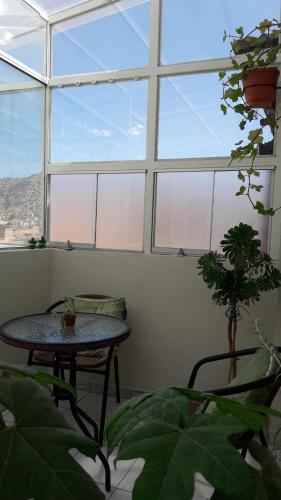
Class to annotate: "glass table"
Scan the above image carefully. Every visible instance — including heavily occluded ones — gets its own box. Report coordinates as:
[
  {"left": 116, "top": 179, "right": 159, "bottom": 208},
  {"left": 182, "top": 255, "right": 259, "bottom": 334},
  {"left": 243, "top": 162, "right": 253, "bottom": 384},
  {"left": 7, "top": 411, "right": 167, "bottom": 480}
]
[{"left": 0, "top": 311, "right": 130, "bottom": 492}]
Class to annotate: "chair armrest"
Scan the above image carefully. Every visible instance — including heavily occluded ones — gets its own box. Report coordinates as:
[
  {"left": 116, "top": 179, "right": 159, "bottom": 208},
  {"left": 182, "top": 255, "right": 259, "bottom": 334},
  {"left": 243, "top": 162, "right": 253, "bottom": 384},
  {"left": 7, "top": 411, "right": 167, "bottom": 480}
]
[
  {"left": 206, "top": 372, "right": 279, "bottom": 397},
  {"left": 187, "top": 348, "right": 258, "bottom": 389},
  {"left": 45, "top": 299, "right": 65, "bottom": 313}
]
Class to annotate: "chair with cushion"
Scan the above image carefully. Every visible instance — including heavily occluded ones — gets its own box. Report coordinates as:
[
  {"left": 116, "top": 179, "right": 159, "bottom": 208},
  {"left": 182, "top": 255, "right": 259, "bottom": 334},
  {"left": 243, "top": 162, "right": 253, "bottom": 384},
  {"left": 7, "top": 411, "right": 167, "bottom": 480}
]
[
  {"left": 187, "top": 345, "right": 281, "bottom": 455},
  {"left": 27, "top": 294, "right": 127, "bottom": 445}
]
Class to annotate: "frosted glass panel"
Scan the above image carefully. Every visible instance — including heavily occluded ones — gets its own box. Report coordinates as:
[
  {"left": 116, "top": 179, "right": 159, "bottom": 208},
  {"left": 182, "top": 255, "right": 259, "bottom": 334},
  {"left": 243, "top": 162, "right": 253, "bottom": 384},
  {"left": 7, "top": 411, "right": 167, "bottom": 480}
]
[
  {"left": 161, "top": 0, "right": 280, "bottom": 64},
  {"left": 0, "top": 0, "right": 46, "bottom": 75},
  {"left": 211, "top": 170, "right": 272, "bottom": 251},
  {"left": 49, "top": 174, "right": 96, "bottom": 244},
  {"left": 154, "top": 172, "right": 213, "bottom": 249},
  {"left": 96, "top": 173, "right": 145, "bottom": 250},
  {"left": 158, "top": 74, "right": 273, "bottom": 159},
  {"left": 51, "top": 80, "right": 148, "bottom": 162},
  {"left": 52, "top": 0, "right": 150, "bottom": 76}
]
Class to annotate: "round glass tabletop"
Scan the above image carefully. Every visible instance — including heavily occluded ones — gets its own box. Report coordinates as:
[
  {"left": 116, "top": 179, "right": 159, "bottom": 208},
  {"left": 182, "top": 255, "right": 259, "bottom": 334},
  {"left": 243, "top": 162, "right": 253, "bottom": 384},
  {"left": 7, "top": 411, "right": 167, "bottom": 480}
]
[{"left": 0, "top": 312, "right": 130, "bottom": 351}]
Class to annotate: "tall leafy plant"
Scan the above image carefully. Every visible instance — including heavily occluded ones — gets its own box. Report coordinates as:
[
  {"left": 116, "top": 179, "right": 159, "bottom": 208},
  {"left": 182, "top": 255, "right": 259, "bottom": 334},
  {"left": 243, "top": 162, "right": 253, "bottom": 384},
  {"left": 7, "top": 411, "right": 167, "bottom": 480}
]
[{"left": 198, "top": 223, "right": 281, "bottom": 381}]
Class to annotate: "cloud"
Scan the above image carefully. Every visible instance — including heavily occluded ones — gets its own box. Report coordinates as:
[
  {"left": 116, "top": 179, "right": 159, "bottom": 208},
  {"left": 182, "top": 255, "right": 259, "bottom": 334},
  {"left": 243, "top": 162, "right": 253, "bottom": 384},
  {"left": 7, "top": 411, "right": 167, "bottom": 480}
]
[
  {"left": 127, "top": 124, "right": 145, "bottom": 136},
  {"left": 90, "top": 128, "right": 112, "bottom": 137}
]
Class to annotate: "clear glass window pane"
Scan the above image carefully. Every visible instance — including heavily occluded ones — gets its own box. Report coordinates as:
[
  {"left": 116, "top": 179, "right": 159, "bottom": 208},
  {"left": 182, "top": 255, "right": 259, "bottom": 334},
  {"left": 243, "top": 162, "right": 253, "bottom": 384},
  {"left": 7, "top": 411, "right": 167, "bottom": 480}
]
[
  {"left": 158, "top": 74, "right": 273, "bottom": 159},
  {"left": 211, "top": 170, "right": 272, "bottom": 251},
  {"left": 0, "top": 61, "right": 44, "bottom": 247},
  {"left": 0, "top": 0, "right": 46, "bottom": 75},
  {"left": 161, "top": 0, "right": 280, "bottom": 65},
  {"left": 51, "top": 80, "right": 148, "bottom": 162},
  {"left": 52, "top": 0, "right": 150, "bottom": 76},
  {"left": 96, "top": 173, "right": 145, "bottom": 250},
  {"left": 49, "top": 174, "right": 97, "bottom": 244},
  {"left": 154, "top": 171, "right": 213, "bottom": 250}
]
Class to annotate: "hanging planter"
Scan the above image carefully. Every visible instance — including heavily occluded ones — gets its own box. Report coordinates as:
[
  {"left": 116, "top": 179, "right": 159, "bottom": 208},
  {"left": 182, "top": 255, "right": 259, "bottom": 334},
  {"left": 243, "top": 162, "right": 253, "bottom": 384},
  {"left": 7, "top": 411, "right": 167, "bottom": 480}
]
[{"left": 243, "top": 67, "right": 279, "bottom": 108}]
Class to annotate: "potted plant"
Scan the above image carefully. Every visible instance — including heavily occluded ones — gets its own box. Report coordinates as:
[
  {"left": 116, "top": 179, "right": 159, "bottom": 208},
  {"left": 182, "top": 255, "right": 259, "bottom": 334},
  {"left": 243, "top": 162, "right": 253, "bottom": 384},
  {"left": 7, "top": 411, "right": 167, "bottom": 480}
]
[
  {"left": 37, "top": 236, "right": 46, "bottom": 249},
  {"left": 198, "top": 223, "right": 281, "bottom": 381},
  {"left": 28, "top": 237, "right": 37, "bottom": 249},
  {"left": 219, "top": 18, "right": 281, "bottom": 215},
  {"left": 63, "top": 296, "right": 76, "bottom": 327}
]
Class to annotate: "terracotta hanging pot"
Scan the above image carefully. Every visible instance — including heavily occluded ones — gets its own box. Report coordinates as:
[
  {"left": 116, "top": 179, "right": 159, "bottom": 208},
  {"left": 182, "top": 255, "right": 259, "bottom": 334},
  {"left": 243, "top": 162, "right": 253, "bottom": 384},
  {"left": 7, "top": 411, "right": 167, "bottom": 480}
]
[{"left": 243, "top": 67, "right": 279, "bottom": 108}]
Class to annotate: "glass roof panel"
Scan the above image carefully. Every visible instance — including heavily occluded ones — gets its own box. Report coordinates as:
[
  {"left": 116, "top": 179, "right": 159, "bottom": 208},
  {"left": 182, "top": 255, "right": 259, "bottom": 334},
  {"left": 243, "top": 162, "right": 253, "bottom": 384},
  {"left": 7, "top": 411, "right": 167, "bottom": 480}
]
[
  {"left": 25, "top": 0, "right": 92, "bottom": 16},
  {"left": 0, "top": 0, "right": 46, "bottom": 74}
]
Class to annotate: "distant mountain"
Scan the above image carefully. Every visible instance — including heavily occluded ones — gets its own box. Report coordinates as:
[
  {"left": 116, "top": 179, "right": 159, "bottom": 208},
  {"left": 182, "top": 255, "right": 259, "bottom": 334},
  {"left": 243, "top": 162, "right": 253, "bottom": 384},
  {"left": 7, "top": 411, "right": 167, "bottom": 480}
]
[{"left": 0, "top": 172, "right": 41, "bottom": 228}]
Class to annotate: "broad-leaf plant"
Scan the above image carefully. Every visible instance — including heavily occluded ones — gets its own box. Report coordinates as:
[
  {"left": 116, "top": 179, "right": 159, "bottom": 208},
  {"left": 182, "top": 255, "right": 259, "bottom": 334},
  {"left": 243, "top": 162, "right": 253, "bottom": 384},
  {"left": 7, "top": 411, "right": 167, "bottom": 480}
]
[
  {"left": 219, "top": 18, "right": 281, "bottom": 215},
  {"left": 198, "top": 223, "right": 281, "bottom": 381},
  {"left": 106, "top": 387, "right": 281, "bottom": 500},
  {"left": 0, "top": 364, "right": 104, "bottom": 500}
]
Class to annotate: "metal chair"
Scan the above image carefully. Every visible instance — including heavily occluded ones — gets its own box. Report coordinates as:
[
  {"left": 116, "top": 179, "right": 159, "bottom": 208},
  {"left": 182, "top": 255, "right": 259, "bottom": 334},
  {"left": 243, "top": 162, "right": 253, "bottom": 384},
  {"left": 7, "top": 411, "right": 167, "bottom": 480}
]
[
  {"left": 27, "top": 294, "right": 127, "bottom": 445},
  {"left": 187, "top": 347, "right": 281, "bottom": 455}
]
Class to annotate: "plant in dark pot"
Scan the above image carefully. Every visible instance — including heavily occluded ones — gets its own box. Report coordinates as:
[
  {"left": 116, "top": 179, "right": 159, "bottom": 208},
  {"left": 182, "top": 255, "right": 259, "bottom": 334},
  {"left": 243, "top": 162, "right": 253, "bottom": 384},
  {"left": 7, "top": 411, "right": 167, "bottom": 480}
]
[
  {"left": 198, "top": 223, "right": 281, "bottom": 381},
  {"left": 219, "top": 18, "right": 281, "bottom": 215}
]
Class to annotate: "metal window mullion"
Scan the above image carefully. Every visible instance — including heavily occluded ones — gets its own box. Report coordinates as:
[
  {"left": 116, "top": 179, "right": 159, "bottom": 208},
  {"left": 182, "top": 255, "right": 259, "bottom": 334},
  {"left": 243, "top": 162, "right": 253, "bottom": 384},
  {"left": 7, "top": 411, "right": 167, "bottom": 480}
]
[
  {"left": 0, "top": 51, "right": 47, "bottom": 84},
  {"left": 209, "top": 171, "right": 216, "bottom": 252},
  {"left": 48, "top": 67, "right": 150, "bottom": 87},
  {"left": 94, "top": 173, "right": 99, "bottom": 247},
  {"left": 143, "top": 0, "right": 160, "bottom": 253}
]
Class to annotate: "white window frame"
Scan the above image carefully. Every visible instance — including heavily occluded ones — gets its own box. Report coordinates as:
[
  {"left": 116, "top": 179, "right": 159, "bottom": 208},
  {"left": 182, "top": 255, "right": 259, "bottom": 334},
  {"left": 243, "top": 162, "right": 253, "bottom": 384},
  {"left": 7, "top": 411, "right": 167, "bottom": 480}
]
[{"left": 1, "top": 0, "right": 280, "bottom": 257}]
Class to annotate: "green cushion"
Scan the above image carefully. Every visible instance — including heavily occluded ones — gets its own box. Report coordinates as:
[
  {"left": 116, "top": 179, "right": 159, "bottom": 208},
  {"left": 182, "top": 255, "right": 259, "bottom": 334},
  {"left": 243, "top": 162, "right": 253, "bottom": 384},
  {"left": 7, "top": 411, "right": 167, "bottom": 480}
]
[
  {"left": 69, "top": 296, "right": 126, "bottom": 358},
  {"left": 70, "top": 296, "right": 126, "bottom": 320},
  {"left": 229, "top": 346, "right": 280, "bottom": 405}
]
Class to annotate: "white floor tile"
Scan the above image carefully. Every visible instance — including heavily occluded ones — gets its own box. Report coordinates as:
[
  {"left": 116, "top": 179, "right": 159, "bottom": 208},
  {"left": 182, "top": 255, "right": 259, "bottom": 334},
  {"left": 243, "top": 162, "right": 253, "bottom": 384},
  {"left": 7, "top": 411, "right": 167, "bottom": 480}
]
[
  {"left": 58, "top": 390, "right": 89, "bottom": 409},
  {"left": 74, "top": 450, "right": 136, "bottom": 489},
  {"left": 192, "top": 474, "right": 214, "bottom": 500},
  {"left": 109, "top": 488, "right": 132, "bottom": 499},
  {"left": 78, "top": 392, "right": 126, "bottom": 420},
  {"left": 117, "top": 459, "right": 144, "bottom": 491}
]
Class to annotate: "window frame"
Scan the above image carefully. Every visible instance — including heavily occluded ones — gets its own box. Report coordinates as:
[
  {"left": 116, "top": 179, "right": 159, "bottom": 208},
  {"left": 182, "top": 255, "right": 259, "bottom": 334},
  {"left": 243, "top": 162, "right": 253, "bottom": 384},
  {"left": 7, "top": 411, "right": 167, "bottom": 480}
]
[{"left": 1, "top": 0, "right": 279, "bottom": 256}]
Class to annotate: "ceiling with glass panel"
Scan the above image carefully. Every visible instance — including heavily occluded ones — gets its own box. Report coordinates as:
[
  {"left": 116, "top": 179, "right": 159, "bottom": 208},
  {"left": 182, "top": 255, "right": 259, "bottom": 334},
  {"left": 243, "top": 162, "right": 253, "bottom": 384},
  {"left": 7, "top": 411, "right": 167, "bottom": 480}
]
[{"left": 23, "top": 0, "right": 91, "bottom": 16}]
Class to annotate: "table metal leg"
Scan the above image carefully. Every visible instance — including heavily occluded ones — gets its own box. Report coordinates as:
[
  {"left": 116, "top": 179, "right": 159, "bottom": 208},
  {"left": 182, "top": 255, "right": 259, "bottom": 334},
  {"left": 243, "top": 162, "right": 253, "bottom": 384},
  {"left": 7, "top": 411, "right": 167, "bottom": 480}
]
[
  {"left": 68, "top": 352, "right": 111, "bottom": 492},
  {"left": 99, "top": 346, "right": 114, "bottom": 446}
]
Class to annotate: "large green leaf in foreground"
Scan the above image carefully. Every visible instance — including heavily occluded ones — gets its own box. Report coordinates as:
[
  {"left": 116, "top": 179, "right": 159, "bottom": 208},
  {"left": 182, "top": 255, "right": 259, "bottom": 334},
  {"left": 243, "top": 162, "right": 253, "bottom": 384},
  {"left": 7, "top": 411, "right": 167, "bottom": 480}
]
[
  {"left": 107, "top": 389, "right": 255, "bottom": 500},
  {"left": 107, "top": 388, "right": 260, "bottom": 500},
  {"left": 0, "top": 377, "right": 104, "bottom": 500}
]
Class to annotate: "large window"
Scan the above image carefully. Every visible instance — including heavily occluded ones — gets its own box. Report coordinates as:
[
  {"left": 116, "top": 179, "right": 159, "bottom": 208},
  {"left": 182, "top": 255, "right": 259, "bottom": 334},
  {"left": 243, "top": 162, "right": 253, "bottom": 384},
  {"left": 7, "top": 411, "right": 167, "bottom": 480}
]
[
  {"left": 0, "top": 60, "right": 45, "bottom": 247},
  {"left": 46, "top": 0, "right": 280, "bottom": 254},
  {"left": 0, "top": 0, "right": 276, "bottom": 253}
]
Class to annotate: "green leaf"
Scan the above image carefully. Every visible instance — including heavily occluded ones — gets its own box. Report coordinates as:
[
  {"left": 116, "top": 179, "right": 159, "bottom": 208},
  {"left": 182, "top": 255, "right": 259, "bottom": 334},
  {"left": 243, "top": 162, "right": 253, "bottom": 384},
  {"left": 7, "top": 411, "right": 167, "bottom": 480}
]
[
  {"left": 248, "top": 441, "right": 281, "bottom": 498},
  {"left": 220, "top": 104, "right": 227, "bottom": 115},
  {"left": 235, "top": 27, "right": 244, "bottom": 37},
  {"left": 106, "top": 388, "right": 257, "bottom": 500},
  {"left": 238, "top": 171, "right": 246, "bottom": 182},
  {"left": 219, "top": 70, "right": 226, "bottom": 80},
  {"left": 0, "top": 378, "right": 103, "bottom": 500},
  {"left": 0, "top": 363, "right": 76, "bottom": 397},
  {"left": 248, "top": 129, "right": 263, "bottom": 144},
  {"left": 239, "top": 120, "right": 247, "bottom": 130},
  {"left": 236, "top": 186, "right": 246, "bottom": 196}
]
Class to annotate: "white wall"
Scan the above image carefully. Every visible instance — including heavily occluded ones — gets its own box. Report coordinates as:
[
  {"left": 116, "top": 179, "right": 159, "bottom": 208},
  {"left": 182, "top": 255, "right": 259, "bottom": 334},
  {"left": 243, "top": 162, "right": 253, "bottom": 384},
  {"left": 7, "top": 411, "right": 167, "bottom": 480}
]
[
  {"left": 0, "top": 248, "right": 278, "bottom": 392},
  {"left": 0, "top": 249, "right": 52, "bottom": 364},
  {"left": 50, "top": 249, "right": 279, "bottom": 392}
]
